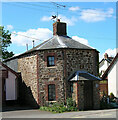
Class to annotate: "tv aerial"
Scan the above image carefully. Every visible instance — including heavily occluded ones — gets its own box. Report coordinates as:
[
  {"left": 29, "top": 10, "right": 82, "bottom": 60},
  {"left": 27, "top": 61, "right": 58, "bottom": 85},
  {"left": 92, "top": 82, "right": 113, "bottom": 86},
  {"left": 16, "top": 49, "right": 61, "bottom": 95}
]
[{"left": 51, "top": 2, "right": 66, "bottom": 21}]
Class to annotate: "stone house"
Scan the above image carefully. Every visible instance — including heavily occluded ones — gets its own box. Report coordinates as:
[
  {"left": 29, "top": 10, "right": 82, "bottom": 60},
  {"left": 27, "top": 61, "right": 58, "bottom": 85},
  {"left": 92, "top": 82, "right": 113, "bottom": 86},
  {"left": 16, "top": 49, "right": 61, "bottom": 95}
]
[{"left": 4, "top": 20, "right": 101, "bottom": 110}]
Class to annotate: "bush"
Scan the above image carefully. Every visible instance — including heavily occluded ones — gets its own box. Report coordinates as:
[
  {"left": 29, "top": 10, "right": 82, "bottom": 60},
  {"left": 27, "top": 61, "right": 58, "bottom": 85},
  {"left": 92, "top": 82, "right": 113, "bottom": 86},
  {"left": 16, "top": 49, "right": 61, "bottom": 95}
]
[
  {"left": 66, "top": 98, "right": 77, "bottom": 111},
  {"left": 40, "top": 103, "right": 67, "bottom": 113},
  {"left": 66, "top": 98, "right": 76, "bottom": 107},
  {"left": 100, "top": 94, "right": 115, "bottom": 109},
  {"left": 100, "top": 99, "right": 108, "bottom": 109},
  {"left": 109, "top": 93, "right": 115, "bottom": 102},
  {"left": 39, "top": 98, "right": 78, "bottom": 113}
]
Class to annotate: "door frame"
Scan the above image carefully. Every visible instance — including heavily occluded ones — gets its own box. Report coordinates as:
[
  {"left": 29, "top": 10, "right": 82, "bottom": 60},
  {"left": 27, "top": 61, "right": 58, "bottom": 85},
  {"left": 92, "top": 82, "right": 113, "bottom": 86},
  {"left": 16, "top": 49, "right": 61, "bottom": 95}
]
[{"left": 84, "top": 80, "right": 93, "bottom": 110}]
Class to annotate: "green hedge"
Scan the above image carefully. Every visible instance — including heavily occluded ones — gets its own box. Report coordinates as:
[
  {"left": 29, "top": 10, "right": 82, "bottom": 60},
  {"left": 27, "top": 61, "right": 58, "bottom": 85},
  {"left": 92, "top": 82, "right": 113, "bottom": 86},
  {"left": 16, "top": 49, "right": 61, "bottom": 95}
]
[{"left": 40, "top": 98, "right": 78, "bottom": 113}]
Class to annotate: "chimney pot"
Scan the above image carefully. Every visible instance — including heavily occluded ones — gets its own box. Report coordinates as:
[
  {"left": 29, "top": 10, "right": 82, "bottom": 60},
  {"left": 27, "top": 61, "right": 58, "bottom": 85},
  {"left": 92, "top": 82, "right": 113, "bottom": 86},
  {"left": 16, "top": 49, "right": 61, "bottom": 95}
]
[
  {"left": 104, "top": 53, "right": 108, "bottom": 59},
  {"left": 53, "top": 21, "right": 67, "bottom": 36},
  {"left": 57, "top": 19, "right": 60, "bottom": 22}
]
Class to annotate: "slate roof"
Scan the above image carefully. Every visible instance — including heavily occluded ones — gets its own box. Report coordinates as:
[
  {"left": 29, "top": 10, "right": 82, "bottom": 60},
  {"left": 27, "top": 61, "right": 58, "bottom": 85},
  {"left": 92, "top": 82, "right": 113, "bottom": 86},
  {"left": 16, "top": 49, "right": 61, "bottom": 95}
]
[
  {"left": 4, "top": 35, "right": 98, "bottom": 62},
  {"left": 26, "top": 35, "right": 94, "bottom": 52},
  {"left": 102, "top": 53, "right": 118, "bottom": 80},
  {"left": 68, "top": 71, "right": 101, "bottom": 81},
  {"left": 0, "top": 62, "right": 19, "bottom": 77},
  {"left": 99, "top": 57, "right": 114, "bottom": 64}
]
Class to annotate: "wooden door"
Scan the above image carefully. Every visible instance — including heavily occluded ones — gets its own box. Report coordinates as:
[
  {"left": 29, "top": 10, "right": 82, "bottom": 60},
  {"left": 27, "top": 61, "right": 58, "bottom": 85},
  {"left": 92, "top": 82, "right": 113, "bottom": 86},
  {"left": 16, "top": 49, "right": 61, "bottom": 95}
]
[{"left": 84, "top": 81, "right": 93, "bottom": 110}]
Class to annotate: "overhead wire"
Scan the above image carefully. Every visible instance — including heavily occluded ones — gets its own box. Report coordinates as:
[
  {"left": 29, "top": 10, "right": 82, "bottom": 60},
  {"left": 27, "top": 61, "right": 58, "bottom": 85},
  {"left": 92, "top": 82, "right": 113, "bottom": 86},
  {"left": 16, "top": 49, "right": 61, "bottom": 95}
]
[
  {"left": 2, "top": 2, "right": 116, "bottom": 42},
  {"left": 11, "top": 32, "right": 43, "bottom": 41},
  {"left": 10, "top": 31, "right": 115, "bottom": 41},
  {"left": 1, "top": 28, "right": 116, "bottom": 43},
  {"left": 4, "top": 2, "right": 54, "bottom": 13},
  {"left": 20, "top": 2, "right": 56, "bottom": 9},
  {"left": 3, "top": 2, "right": 115, "bottom": 16}
]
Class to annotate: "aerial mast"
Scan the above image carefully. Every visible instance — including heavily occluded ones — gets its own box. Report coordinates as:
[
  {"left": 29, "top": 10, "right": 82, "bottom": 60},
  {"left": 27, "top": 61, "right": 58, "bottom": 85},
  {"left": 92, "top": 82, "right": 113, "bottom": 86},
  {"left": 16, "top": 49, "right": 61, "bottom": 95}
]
[{"left": 51, "top": 2, "right": 66, "bottom": 21}]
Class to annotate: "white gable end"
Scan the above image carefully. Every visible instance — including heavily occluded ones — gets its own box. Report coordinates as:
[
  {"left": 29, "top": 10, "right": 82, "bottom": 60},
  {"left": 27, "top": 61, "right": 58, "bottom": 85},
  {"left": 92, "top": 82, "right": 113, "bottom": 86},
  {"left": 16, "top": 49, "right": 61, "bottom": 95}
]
[{"left": 108, "top": 57, "right": 118, "bottom": 97}]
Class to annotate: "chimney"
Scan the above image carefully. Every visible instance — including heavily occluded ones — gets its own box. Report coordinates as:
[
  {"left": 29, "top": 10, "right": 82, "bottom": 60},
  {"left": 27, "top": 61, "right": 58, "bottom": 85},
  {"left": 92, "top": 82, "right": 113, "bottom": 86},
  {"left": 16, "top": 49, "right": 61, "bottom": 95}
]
[
  {"left": 53, "top": 19, "right": 67, "bottom": 36},
  {"left": 104, "top": 53, "right": 108, "bottom": 59}
]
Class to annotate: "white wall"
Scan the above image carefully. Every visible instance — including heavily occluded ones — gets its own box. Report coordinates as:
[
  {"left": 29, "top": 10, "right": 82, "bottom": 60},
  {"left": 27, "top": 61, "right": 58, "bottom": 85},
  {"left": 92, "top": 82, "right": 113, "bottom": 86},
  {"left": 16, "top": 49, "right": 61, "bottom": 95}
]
[
  {"left": 5, "top": 71, "right": 17, "bottom": 100},
  {"left": 108, "top": 58, "right": 118, "bottom": 97},
  {"left": 99, "top": 60, "right": 110, "bottom": 76}
]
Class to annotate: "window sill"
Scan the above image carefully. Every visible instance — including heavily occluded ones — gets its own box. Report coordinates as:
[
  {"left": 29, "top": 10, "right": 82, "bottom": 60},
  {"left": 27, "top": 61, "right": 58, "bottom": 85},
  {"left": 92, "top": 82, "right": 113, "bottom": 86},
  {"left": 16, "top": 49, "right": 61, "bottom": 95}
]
[
  {"left": 47, "top": 101, "right": 57, "bottom": 103},
  {"left": 46, "top": 66, "right": 56, "bottom": 68}
]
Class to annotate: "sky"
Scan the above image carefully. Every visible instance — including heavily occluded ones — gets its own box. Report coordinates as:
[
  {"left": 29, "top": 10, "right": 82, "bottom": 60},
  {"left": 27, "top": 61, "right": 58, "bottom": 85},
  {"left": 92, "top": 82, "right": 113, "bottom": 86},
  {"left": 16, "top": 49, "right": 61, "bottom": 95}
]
[{"left": 1, "top": 2, "right": 117, "bottom": 60}]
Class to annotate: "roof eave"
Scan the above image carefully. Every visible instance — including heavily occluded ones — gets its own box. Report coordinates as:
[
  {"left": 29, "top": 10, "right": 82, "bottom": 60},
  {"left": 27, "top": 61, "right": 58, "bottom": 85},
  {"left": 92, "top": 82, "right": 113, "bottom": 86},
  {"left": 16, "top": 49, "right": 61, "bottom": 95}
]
[
  {"left": 102, "top": 53, "right": 118, "bottom": 80},
  {"left": 4, "top": 48, "right": 98, "bottom": 62}
]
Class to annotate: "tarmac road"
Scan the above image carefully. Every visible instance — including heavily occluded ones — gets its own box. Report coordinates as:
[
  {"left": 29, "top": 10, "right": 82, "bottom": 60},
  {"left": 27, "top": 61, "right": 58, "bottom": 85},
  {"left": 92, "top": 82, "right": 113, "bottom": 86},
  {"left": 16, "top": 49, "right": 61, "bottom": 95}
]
[{"left": 2, "top": 106, "right": 118, "bottom": 118}]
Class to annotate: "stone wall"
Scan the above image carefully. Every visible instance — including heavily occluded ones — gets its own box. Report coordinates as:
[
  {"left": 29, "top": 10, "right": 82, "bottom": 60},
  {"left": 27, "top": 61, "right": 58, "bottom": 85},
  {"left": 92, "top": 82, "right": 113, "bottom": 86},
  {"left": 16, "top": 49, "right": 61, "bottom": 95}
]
[
  {"left": 66, "top": 49, "right": 98, "bottom": 76},
  {"left": 37, "top": 48, "right": 99, "bottom": 106},
  {"left": 6, "top": 48, "right": 99, "bottom": 108},
  {"left": 72, "top": 82, "right": 77, "bottom": 104},
  {"left": 72, "top": 81, "right": 84, "bottom": 110},
  {"left": 18, "top": 53, "right": 39, "bottom": 107},
  {"left": 72, "top": 80, "right": 100, "bottom": 110},
  {"left": 65, "top": 49, "right": 99, "bottom": 98},
  {"left": 37, "top": 49, "right": 65, "bottom": 106}
]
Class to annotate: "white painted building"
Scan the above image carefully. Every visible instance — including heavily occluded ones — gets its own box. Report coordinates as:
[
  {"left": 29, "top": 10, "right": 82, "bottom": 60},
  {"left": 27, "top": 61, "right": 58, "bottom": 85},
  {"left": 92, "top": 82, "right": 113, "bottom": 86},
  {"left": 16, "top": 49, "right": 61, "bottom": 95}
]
[
  {"left": 99, "top": 53, "right": 114, "bottom": 77},
  {"left": 102, "top": 53, "right": 118, "bottom": 97},
  {"left": 0, "top": 62, "right": 18, "bottom": 102}
]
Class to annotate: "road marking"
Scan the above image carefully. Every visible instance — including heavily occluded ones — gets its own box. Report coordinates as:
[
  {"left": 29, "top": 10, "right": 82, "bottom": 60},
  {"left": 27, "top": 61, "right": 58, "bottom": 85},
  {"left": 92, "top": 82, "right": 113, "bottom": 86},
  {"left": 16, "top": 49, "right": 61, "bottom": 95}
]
[
  {"left": 73, "top": 116, "right": 86, "bottom": 118},
  {"left": 72, "top": 113, "right": 113, "bottom": 118},
  {"left": 100, "top": 114, "right": 113, "bottom": 116}
]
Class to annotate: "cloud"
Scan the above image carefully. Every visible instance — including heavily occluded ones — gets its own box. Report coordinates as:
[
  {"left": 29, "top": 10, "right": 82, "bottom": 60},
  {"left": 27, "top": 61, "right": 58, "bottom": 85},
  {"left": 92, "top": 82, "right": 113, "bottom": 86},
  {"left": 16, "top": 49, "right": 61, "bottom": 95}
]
[
  {"left": 105, "top": 48, "right": 117, "bottom": 57},
  {"left": 69, "top": 6, "right": 80, "bottom": 11},
  {"left": 72, "top": 36, "right": 89, "bottom": 45},
  {"left": 11, "top": 28, "right": 52, "bottom": 46},
  {"left": 6, "top": 25, "right": 14, "bottom": 30},
  {"left": 41, "top": 8, "right": 114, "bottom": 24},
  {"left": 80, "top": 8, "right": 114, "bottom": 22},
  {"left": 99, "top": 48, "right": 117, "bottom": 61},
  {"left": 59, "top": 15, "right": 77, "bottom": 26},
  {"left": 41, "top": 16, "right": 52, "bottom": 21},
  {"left": 41, "top": 14, "right": 77, "bottom": 26}
]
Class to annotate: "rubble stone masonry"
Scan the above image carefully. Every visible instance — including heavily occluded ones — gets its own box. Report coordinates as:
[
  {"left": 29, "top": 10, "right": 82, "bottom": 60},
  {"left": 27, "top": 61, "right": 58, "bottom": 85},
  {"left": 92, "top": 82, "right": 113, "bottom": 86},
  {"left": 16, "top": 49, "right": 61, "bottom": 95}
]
[
  {"left": 18, "top": 52, "right": 39, "bottom": 107},
  {"left": 15, "top": 48, "right": 99, "bottom": 108}
]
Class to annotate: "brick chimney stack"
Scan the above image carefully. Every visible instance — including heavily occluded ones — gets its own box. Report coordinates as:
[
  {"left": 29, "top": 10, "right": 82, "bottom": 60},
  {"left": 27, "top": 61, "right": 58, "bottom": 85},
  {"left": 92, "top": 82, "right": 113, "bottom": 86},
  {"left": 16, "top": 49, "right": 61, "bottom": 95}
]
[
  {"left": 104, "top": 53, "right": 108, "bottom": 59},
  {"left": 53, "top": 19, "right": 67, "bottom": 36}
]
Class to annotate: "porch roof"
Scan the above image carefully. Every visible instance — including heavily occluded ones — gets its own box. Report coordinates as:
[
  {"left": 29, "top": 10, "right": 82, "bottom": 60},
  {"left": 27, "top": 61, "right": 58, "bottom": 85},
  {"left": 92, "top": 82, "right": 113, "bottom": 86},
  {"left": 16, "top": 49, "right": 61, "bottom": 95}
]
[{"left": 68, "top": 71, "right": 101, "bottom": 82}]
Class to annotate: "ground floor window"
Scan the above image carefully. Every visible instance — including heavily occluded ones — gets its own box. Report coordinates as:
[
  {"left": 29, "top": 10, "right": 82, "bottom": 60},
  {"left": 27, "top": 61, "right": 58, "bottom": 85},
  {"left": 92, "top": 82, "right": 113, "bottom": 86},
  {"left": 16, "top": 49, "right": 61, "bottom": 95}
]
[
  {"left": 70, "top": 82, "right": 73, "bottom": 93},
  {"left": 48, "top": 84, "right": 56, "bottom": 101}
]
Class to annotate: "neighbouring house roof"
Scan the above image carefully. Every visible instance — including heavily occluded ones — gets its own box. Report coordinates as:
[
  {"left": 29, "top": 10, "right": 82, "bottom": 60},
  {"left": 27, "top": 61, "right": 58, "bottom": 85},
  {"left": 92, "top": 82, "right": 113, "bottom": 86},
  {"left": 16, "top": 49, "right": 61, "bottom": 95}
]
[
  {"left": 4, "top": 35, "right": 99, "bottom": 62},
  {"left": 102, "top": 53, "right": 118, "bottom": 80},
  {"left": 68, "top": 71, "right": 101, "bottom": 81},
  {"left": 0, "top": 62, "right": 19, "bottom": 77},
  {"left": 99, "top": 57, "right": 114, "bottom": 65}
]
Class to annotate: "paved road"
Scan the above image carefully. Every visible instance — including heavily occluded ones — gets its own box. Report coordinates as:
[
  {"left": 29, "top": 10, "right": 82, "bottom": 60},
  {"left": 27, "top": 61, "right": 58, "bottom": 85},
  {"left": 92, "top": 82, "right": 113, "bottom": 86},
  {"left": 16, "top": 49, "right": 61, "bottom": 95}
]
[{"left": 2, "top": 107, "right": 117, "bottom": 118}]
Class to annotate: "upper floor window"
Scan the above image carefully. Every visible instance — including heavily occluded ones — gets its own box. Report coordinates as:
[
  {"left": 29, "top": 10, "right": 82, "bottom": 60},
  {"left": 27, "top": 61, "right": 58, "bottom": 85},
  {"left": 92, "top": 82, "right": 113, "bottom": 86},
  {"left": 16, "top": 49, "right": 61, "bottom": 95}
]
[{"left": 47, "top": 56, "right": 55, "bottom": 67}]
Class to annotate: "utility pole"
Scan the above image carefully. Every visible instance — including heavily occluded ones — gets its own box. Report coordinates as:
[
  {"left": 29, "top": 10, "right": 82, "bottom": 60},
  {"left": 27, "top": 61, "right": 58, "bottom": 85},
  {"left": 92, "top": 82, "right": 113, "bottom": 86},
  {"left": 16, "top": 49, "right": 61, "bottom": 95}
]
[
  {"left": 26, "top": 44, "right": 28, "bottom": 51},
  {"left": 0, "top": 26, "right": 2, "bottom": 61},
  {"left": 32, "top": 40, "right": 35, "bottom": 48}
]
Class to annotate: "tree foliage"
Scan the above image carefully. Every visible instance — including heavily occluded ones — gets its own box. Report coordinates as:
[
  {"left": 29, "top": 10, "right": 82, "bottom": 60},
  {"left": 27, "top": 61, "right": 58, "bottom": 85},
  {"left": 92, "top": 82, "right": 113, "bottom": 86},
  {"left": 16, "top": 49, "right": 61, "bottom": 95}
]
[{"left": 0, "top": 26, "right": 14, "bottom": 60}]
